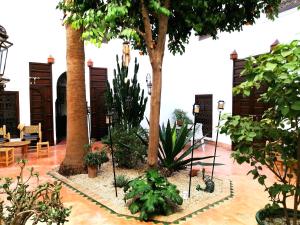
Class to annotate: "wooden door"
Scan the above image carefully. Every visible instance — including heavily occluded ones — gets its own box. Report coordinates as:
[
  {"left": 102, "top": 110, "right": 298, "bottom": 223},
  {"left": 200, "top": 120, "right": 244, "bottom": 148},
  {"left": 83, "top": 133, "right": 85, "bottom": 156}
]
[
  {"left": 232, "top": 59, "right": 268, "bottom": 119},
  {"left": 0, "top": 91, "right": 19, "bottom": 138},
  {"left": 29, "top": 62, "right": 54, "bottom": 145},
  {"left": 89, "top": 67, "right": 107, "bottom": 140},
  {"left": 195, "top": 94, "right": 213, "bottom": 138}
]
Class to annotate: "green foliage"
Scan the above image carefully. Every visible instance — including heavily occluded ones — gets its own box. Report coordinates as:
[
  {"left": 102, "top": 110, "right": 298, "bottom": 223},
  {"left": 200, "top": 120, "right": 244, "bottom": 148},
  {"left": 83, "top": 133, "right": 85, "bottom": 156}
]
[
  {"left": 58, "top": 0, "right": 280, "bottom": 55},
  {"left": 159, "top": 120, "right": 215, "bottom": 176},
  {"left": 172, "top": 108, "right": 192, "bottom": 125},
  {"left": 0, "top": 160, "right": 71, "bottom": 225},
  {"left": 221, "top": 40, "right": 300, "bottom": 224},
  {"left": 102, "top": 126, "right": 147, "bottom": 169},
  {"left": 84, "top": 151, "right": 109, "bottom": 167},
  {"left": 138, "top": 120, "right": 214, "bottom": 176},
  {"left": 105, "top": 55, "right": 147, "bottom": 129},
  {"left": 113, "top": 175, "right": 130, "bottom": 188},
  {"left": 124, "top": 169, "right": 183, "bottom": 221}
]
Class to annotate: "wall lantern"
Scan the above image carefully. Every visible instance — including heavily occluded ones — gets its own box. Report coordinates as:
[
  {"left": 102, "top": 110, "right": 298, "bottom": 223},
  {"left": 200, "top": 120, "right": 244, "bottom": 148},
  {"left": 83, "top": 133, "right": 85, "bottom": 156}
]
[
  {"left": 122, "top": 41, "right": 130, "bottom": 67},
  {"left": 146, "top": 73, "right": 152, "bottom": 95},
  {"left": 217, "top": 100, "right": 225, "bottom": 111},
  {"left": 0, "top": 25, "right": 13, "bottom": 89}
]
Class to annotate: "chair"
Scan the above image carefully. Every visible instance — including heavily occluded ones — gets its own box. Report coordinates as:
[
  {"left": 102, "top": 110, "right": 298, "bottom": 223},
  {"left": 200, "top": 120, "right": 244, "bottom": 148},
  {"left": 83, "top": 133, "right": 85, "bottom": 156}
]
[
  {"left": 190, "top": 123, "right": 205, "bottom": 151},
  {"left": 18, "top": 123, "right": 42, "bottom": 144},
  {"left": 0, "top": 125, "right": 10, "bottom": 143}
]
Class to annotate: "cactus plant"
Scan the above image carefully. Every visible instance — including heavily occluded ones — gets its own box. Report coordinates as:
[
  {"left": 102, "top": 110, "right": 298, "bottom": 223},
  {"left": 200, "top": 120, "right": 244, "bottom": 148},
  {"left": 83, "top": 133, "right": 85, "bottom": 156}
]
[{"left": 105, "top": 55, "right": 147, "bottom": 129}]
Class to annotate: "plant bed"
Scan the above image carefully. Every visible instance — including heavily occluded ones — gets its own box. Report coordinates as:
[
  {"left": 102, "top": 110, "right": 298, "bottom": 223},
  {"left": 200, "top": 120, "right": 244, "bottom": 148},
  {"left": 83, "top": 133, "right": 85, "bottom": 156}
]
[
  {"left": 49, "top": 159, "right": 233, "bottom": 223},
  {"left": 256, "top": 208, "right": 300, "bottom": 225}
]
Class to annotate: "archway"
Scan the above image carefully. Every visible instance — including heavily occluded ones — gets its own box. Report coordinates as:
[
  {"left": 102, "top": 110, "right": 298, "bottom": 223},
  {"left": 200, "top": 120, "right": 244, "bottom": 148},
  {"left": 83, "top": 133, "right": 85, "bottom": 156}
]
[{"left": 55, "top": 72, "right": 67, "bottom": 144}]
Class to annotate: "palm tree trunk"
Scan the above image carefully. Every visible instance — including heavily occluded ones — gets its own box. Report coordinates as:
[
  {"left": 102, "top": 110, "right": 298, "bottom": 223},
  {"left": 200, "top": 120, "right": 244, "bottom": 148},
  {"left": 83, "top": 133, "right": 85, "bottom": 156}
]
[{"left": 59, "top": 23, "right": 88, "bottom": 175}]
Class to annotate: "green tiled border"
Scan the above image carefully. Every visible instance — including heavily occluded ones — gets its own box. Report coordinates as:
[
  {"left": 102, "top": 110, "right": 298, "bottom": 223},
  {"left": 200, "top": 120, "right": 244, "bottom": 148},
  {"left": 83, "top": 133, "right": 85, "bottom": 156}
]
[{"left": 48, "top": 170, "right": 234, "bottom": 225}]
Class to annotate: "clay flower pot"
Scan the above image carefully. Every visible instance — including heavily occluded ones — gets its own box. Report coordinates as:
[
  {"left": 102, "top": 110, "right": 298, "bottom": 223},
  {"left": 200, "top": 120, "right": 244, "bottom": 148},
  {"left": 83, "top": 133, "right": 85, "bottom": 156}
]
[
  {"left": 87, "top": 166, "right": 97, "bottom": 178},
  {"left": 190, "top": 169, "right": 199, "bottom": 177}
]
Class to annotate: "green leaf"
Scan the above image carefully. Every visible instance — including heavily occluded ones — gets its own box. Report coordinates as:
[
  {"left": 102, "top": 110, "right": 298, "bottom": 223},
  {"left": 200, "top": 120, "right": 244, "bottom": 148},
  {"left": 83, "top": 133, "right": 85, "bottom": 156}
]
[
  {"left": 265, "top": 62, "right": 277, "bottom": 71},
  {"left": 129, "top": 202, "right": 140, "bottom": 214},
  {"left": 291, "top": 101, "right": 300, "bottom": 110}
]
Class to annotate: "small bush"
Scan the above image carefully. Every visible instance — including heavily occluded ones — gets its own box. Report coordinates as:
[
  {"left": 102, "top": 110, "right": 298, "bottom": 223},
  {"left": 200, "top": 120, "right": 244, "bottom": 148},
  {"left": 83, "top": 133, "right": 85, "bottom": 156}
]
[
  {"left": 0, "top": 160, "right": 71, "bottom": 225},
  {"left": 113, "top": 175, "right": 130, "bottom": 188},
  {"left": 102, "top": 126, "right": 147, "bottom": 168},
  {"left": 84, "top": 151, "right": 109, "bottom": 167},
  {"left": 124, "top": 169, "right": 183, "bottom": 221}
]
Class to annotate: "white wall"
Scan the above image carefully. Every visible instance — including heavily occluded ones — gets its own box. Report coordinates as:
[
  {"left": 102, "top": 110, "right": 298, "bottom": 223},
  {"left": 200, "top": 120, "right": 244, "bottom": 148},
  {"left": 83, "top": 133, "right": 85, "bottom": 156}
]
[{"left": 1, "top": 0, "right": 300, "bottom": 144}]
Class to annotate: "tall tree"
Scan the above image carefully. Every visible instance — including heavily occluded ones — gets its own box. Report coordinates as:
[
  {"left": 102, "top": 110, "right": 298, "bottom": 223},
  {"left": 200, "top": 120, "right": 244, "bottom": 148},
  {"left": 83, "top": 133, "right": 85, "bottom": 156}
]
[
  {"left": 58, "top": 0, "right": 88, "bottom": 175},
  {"left": 58, "top": 0, "right": 281, "bottom": 167}
]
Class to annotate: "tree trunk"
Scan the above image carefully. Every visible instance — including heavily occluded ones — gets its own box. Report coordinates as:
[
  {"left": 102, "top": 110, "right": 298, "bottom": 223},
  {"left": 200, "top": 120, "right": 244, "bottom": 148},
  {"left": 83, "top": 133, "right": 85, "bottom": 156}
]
[
  {"left": 147, "top": 64, "right": 162, "bottom": 167},
  {"left": 59, "top": 24, "right": 88, "bottom": 175}
]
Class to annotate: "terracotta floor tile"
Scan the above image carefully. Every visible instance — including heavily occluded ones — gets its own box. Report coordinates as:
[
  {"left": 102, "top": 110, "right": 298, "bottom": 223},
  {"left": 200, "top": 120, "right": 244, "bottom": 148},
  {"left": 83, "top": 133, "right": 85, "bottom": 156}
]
[{"left": 0, "top": 142, "right": 279, "bottom": 224}]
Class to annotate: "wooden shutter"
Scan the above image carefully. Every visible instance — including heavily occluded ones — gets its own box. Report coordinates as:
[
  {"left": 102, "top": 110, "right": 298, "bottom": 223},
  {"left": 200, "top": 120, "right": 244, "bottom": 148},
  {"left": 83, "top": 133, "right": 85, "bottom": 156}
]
[{"left": 195, "top": 94, "right": 213, "bottom": 138}]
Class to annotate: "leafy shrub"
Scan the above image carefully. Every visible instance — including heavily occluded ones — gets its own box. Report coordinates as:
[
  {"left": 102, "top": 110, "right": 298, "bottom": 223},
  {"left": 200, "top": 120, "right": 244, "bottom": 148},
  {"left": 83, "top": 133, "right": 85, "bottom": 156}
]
[
  {"left": 0, "top": 160, "right": 71, "bottom": 225},
  {"left": 113, "top": 175, "right": 130, "bottom": 188},
  {"left": 221, "top": 40, "right": 300, "bottom": 225},
  {"left": 124, "top": 169, "right": 183, "bottom": 221},
  {"left": 102, "top": 126, "right": 147, "bottom": 168},
  {"left": 84, "top": 151, "right": 109, "bottom": 167}
]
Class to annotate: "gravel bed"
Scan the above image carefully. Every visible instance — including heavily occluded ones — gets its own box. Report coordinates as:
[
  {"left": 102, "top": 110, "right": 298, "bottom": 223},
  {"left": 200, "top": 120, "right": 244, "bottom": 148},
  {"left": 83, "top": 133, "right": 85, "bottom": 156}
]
[{"left": 68, "top": 161, "right": 231, "bottom": 220}]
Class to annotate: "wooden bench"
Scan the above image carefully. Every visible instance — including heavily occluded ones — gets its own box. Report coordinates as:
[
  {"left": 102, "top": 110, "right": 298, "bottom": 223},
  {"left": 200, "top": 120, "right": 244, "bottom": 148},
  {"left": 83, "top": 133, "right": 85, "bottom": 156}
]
[{"left": 0, "top": 148, "right": 14, "bottom": 166}]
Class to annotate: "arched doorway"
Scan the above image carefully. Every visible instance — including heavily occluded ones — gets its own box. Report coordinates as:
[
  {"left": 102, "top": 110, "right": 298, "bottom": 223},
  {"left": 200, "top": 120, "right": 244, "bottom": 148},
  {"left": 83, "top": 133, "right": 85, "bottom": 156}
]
[{"left": 55, "top": 72, "right": 67, "bottom": 143}]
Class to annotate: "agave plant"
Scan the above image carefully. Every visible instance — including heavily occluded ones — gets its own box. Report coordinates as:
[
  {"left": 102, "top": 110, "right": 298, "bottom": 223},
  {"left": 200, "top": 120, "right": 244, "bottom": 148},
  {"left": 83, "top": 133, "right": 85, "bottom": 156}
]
[
  {"left": 138, "top": 120, "right": 216, "bottom": 176},
  {"left": 158, "top": 120, "right": 216, "bottom": 176}
]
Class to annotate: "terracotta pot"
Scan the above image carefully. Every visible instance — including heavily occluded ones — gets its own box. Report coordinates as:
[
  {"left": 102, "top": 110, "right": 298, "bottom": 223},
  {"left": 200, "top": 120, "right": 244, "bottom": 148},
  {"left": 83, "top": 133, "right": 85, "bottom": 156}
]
[
  {"left": 190, "top": 169, "right": 199, "bottom": 177},
  {"left": 87, "top": 166, "right": 97, "bottom": 178},
  {"left": 256, "top": 208, "right": 300, "bottom": 225}
]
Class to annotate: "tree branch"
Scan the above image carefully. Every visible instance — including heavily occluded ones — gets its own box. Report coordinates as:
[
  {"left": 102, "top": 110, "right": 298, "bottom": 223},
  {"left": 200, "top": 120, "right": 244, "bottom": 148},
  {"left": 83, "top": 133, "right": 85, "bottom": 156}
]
[
  {"left": 140, "top": 0, "right": 154, "bottom": 60},
  {"left": 156, "top": 0, "right": 170, "bottom": 61}
]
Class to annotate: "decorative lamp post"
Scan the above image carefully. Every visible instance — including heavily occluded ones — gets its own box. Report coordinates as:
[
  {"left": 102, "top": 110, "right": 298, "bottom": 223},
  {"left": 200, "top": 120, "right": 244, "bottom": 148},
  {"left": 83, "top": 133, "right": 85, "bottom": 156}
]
[
  {"left": 211, "top": 100, "right": 225, "bottom": 179},
  {"left": 188, "top": 103, "right": 200, "bottom": 198},
  {"left": 0, "top": 25, "right": 13, "bottom": 90},
  {"left": 146, "top": 73, "right": 152, "bottom": 95},
  {"left": 106, "top": 111, "right": 118, "bottom": 197},
  {"left": 122, "top": 41, "right": 130, "bottom": 67}
]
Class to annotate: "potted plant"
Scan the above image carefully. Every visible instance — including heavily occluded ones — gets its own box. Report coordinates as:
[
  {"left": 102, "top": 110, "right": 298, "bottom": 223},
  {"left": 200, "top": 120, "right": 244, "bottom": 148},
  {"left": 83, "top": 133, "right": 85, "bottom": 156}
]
[
  {"left": 84, "top": 151, "right": 109, "bottom": 178},
  {"left": 221, "top": 40, "right": 300, "bottom": 225},
  {"left": 172, "top": 108, "right": 192, "bottom": 126}
]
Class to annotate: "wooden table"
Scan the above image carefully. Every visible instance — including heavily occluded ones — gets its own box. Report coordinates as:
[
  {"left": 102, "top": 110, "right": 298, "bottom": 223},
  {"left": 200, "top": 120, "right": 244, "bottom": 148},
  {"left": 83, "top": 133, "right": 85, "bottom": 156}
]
[{"left": 0, "top": 141, "right": 31, "bottom": 158}]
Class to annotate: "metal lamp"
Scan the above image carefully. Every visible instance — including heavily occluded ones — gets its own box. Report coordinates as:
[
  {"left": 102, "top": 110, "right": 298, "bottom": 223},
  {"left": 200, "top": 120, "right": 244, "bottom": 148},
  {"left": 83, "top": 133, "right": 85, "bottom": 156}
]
[
  {"left": 188, "top": 103, "right": 200, "bottom": 198},
  {"left": 211, "top": 100, "right": 225, "bottom": 180},
  {"left": 106, "top": 111, "right": 118, "bottom": 197},
  {"left": 0, "top": 25, "right": 13, "bottom": 90},
  {"left": 146, "top": 73, "right": 152, "bottom": 95}
]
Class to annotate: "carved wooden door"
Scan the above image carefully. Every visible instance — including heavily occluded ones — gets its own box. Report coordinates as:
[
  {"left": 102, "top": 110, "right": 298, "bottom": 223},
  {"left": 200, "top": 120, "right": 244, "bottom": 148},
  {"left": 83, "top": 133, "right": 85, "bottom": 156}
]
[
  {"left": 0, "top": 91, "right": 19, "bottom": 137},
  {"left": 29, "top": 62, "right": 54, "bottom": 145},
  {"left": 89, "top": 67, "right": 107, "bottom": 140}
]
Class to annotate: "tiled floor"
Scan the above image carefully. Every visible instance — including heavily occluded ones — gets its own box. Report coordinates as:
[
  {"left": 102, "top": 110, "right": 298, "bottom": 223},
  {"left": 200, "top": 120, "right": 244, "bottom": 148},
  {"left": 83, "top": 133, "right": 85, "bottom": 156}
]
[{"left": 0, "top": 142, "right": 273, "bottom": 225}]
